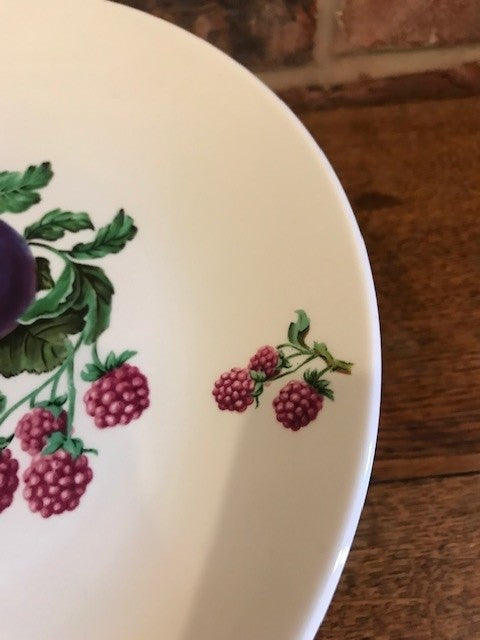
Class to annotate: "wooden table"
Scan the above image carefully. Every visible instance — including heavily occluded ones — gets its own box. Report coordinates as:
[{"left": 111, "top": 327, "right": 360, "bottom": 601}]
[{"left": 294, "top": 96, "right": 480, "bottom": 639}]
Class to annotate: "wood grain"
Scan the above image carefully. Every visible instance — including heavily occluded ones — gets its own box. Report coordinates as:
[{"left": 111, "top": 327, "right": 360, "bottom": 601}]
[
  {"left": 317, "top": 474, "right": 480, "bottom": 639},
  {"left": 295, "top": 96, "right": 480, "bottom": 640},
  {"left": 300, "top": 97, "right": 480, "bottom": 482}
]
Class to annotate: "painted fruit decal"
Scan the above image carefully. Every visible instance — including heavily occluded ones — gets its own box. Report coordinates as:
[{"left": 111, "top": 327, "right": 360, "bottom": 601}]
[
  {"left": 0, "top": 162, "right": 150, "bottom": 518},
  {"left": 213, "top": 310, "right": 353, "bottom": 430}
]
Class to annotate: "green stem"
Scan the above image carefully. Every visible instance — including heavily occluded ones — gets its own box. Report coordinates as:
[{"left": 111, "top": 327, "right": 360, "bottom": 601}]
[
  {"left": 272, "top": 354, "right": 317, "bottom": 381},
  {"left": 0, "top": 367, "right": 65, "bottom": 427},
  {"left": 317, "top": 366, "right": 332, "bottom": 377},
  {"left": 0, "top": 336, "right": 83, "bottom": 428},
  {"left": 277, "top": 343, "right": 311, "bottom": 356},
  {"left": 28, "top": 241, "right": 68, "bottom": 259},
  {"left": 92, "top": 342, "right": 102, "bottom": 368},
  {"left": 50, "top": 372, "right": 61, "bottom": 401},
  {"left": 66, "top": 344, "right": 76, "bottom": 437}
]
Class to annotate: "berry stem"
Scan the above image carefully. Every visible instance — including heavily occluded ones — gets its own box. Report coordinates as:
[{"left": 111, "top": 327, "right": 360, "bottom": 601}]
[
  {"left": 28, "top": 241, "right": 68, "bottom": 258},
  {"left": 277, "top": 343, "right": 311, "bottom": 356},
  {"left": 50, "top": 371, "right": 62, "bottom": 401},
  {"left": 272, "top": 354, "right": 317, "bottom": 381},
  {"left": 66, "top": 342, "right": 76, "bottom": 437},
  {"left": 91, "top": 342, "right": 102, "bottom": 369},
  {"left": 0, "top": 336, "right": 83, "bottom": 429}
]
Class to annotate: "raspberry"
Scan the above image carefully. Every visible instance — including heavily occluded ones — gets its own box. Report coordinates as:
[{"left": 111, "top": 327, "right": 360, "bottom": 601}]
[
  {"left": 16, "top": 408, "right": 67, "bottom": 456},
  {"left": 84, "top": 363, "right": 150, "bottom": 429},
  {"left": 23, "top": 450, "right": 93, "bottom": 518},
  {"left": 273, "top": 380, "right": 324, "bottom": 431},
  {"left": 212, "top": 367, "right": 255, "bottom": 412},
  {"left": 0, "top": 448, "right": 19, "bottom": 514},
  {"left": 248, "top": 345, "right": 280, "bottom": 379}
]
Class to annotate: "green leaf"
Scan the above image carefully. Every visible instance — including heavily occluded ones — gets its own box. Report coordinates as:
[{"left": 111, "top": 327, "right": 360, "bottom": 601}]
[
  {"left": 81, "top": 348, "right": 136, "bottom": 380},
  {"left": 287, "top": 309, "right": 310, "bottom": 348},
  {"left": 0, "top": 312, "right": 85, "bottom": 377},
  {"left": 24, "top": 209, "right": 94, "bottom": 241},
  {"left": 63, "top": 439, "right": 77, "bottom": 457},
  {"left": 0, "top": 392, "right": 6, "bottom": 414},
  {"left": 83, "top": 447, "right": 99, "bottom": 456},
  {"left": 277, "top": 350, "right": 291, "bottom": 370},
  {"left": 116, "top": 350, "right": 137, "bottom": 366},
  {"left": 35, "top": 400, "right": 64, "bottom": 419},
  {"left": 35, "top": 394, "right": 68, "bottom": 418},
  {"left": 72, "top": 438, "right": 84, "bottom": 458},
  {"left": 22, "top": 260, "right": 77, "bottom": 323},
  {"left": 249, "top": 370, "right": 266, "bottom": 382},
  {"left": 72, "top": 264, "right": 114, "bottom": 344},
  {"left": 42, "top": 431, "right": 66, "bottom": 455},
  {"left": 251, "top": 380, "right": 265, "bottom": 399},
  {"left": 0, "top": 434, "right": 14, "bottom": 451},
  {"left": 35, "top": 257, "right": 55, "bottom": 291},
  {"left": 0, "top": 162, "right": 53, "bottom": 214},
  {"left": 105, "top": 351, "right": 117, "bottom": 370},
  {"left": 303, "top": 369, "right": 335, "bottom": 401},
  {"left": 53, "top": 394, "right": 68, "bottom": 406},
  {"left": 81, "top": 363, "right": 104, "bottom": 382},
  {"left": 313, "top": 342, "right": 353, "bottom": 374},
  {"left": 69, "top": 209, "right": 137, "bottom": 259},
  {"left": 63, "top": 437, "right": 84, "bottom": 459}
]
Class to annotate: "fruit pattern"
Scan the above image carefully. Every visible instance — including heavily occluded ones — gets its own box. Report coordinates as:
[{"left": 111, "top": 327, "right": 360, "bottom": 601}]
[
  {"left": 0, "top": 162, "right": 150, "bottom": 518},
  {"left": 213, "top": 310, "right": 353, "bottom": 430}
]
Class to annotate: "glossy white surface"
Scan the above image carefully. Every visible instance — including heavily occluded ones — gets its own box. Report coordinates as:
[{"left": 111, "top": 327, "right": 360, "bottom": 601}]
[{"left": 0, "top": 1, "right": 381, "bottom": 638}]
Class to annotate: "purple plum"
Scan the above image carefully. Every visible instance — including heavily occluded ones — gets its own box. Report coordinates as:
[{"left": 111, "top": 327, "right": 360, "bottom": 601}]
[{"left": 0, "top": 220, "right": 36, "bottom": 338}]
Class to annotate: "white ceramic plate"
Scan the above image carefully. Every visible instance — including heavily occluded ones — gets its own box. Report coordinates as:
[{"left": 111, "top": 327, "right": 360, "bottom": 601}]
[{"left": 0, "top": 1, "right": 380, "bottom": 638}]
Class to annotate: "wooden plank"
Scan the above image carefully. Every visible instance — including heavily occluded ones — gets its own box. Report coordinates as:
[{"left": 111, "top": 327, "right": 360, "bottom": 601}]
[
  {"left": 317, "top": 473, "right": 480, "bottom": 639},
  {"left": 299, "top": 97, "right": 480, "bottom": 481}
]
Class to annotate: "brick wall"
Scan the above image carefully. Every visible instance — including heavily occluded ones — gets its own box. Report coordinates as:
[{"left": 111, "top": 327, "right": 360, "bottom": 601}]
[{"left": 114, "top": 0, "right": 480, "bottom": 107}]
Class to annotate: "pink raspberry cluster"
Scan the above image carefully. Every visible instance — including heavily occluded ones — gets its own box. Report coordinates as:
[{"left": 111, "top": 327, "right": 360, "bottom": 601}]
[
  {"left": 23, "top": 450, "right": 93, "bottom": 518},
  {"left": 0, "top": 361, "right": 150, "bottom": 518},
  {"left": 84, "top": 363, "right": 150, "bottom": 429},
  {"left": 212, "top": 345, "right": 328, "bottom": 430},
  {"left": 0, "top": 448, "right": 19, "bottom": 514},
  {"left": 16, "top": 408, "right": 67, "bottom": 456}
]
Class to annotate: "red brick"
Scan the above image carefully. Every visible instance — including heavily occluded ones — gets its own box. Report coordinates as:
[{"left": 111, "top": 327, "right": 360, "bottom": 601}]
[
  {"left": 278, "top": 63, "right": 480, "bottom": 112},
  {"left": 226, "top": 0, "right": 317, "bottom": 70},
  {"left": 113, "top": 0, "right": 317, "bottom": 70},
  {"left": 335, "top": 0, "right": 480, "bottom": 53}
]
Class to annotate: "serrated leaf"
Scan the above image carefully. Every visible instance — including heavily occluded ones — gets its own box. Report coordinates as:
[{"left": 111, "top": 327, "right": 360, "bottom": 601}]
[
  {"left": 0, "top": 162, "right": 53, "bottom": 214},
  {"left": 81, "top": 363, "right": 104, "bottom": 382},
  {"left": 42, "top": 431, "right": 66, "bottom": 455},
  {"left": 24, "top": 209, "right": 94, "bottom": 241},
  {"left": 287, "top": 309, "right": 310, "bottom": 348},
  {"left": 71, "top": 264, "right": 114, "bottom": 344},
  {"left": 0, "top": 312, "right": 85, "bottom": 377},
  {"left": 0, "top": 392, "right": 6, "bottom": 414},
  {"left": 35, "top": 257, "right": 55, "bottom": 291},
  {"left": 68, "top": 209, "right": 137, "bottom": 259},
  {"left": 22, "top": 260, "right": 76, "bottom": 323}
]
